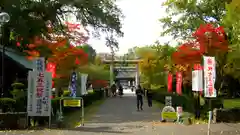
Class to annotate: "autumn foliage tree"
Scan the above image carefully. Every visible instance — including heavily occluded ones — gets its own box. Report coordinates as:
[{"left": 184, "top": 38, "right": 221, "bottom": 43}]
[
  {"left": 16, "top": 22, "right": 89, "bottom": 88},
  {"left": 172, "top": 23, "right": 229, "bottom": 85}
]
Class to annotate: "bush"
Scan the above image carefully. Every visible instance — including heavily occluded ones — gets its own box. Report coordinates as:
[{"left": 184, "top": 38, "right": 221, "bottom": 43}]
[
  {"left": 0, "top": 98, "right": 16, "bottom": 112},
  {"left": 51, "top": 90, "right": 104, "bottom": 116},
  {"left": 63, "top": 90, "right": 70, "bottom": 96},
  {"left": 214, "top": 108, "right": 240, "bottom": 123},
  {"left": 0, "top": 113, "right": 27, "bottom": 129},
  {"left": 152, "top": 90, "right": 194, "bottom": 112}
]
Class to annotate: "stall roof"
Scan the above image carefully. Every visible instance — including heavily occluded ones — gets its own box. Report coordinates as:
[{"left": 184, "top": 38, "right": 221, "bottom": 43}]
[{"left": 0, "top": 46, "right": 33, "bottom": 69}]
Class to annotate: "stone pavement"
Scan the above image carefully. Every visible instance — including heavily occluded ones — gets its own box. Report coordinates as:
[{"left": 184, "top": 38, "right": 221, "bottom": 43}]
[{"left": 1, "top": 89, "right": 240, "bottom": 135}]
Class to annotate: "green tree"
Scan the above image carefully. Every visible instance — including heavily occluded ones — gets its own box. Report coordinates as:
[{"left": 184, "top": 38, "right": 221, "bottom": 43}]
[
  {"left": 222, "top": 0, "right": 240, "bottom": 81},
  {"left": 0, "top": 0, "right": 123, "bottom": 50},
  {"left": 80, "top": 44, "right": 97, "bottom": 63},
  {"left": 160, "top": 0, "right": 226, "bottom": 39}
]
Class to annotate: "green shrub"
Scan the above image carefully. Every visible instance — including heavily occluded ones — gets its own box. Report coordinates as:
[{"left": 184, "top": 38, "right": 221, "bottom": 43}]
[
  {"left": 10, "top": 83, "right": 27, "bottom": 112},
  {"left": 152, "top": 88, "right": 224, "bottom": 117},
  {"left": 63, "top": 90, "right": 70, "bottom": 96},
  {"left": 51, "top": 90, "right": 104, "bottom": 116},
  {"left": 0, "top": 98, "right": 16, "bottom": 112},
  {"left": 0, "top": 113, "right": 27, "bottom": 129},
  {"left": 11, "top": 83, "right": 24, "bottom": 89},
  {"left": 152, "top": 89, "right": 194, "bottom": 112}
]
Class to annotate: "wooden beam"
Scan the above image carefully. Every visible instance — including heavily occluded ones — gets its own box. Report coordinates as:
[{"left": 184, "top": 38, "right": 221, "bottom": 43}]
[
  {"left": 102, "top": 59, "right": 142, "bottom": 64},
  {"left": 114, "top": 66, "right": 136, "bottom": 69}
]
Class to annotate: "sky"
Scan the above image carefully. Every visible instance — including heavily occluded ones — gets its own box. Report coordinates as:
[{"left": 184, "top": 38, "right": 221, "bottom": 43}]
[{"left": 88, "top": 0, "right": 176, "bottom": 55}]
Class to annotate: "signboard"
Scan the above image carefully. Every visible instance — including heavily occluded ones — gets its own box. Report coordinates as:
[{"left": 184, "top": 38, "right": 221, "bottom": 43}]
[
  {"left": 162, "top": 112, "right": 178, "bottom": 120},
  {"left": 192, "top": 70, "right": 203, "bottom": 91},
  {"left": 165, "top": 96, "right": 172, "bottom": 106},
  {"left": 27, "top": 71, "right": 52, "bottom": 116},
  {"left": 161, "top": 106, "right": 177, "bottom": 121},
  {"left": 203, "top": 56, "right": 216, "bottom": 98},
  {"left": 34, "top": 57, "right": 45, "bottom": 72},
  {"left": 63, "top": 99, "right": 81, "bottom": 107},
  {"left": 81, "top": 74, "right": 88, "bottom": 95},
  {"left": 176, "top": 106, "right": 183, "bottom": 117}
]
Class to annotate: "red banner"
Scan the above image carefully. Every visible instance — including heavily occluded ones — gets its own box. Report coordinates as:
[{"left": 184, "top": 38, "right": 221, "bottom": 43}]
[
  {"left": 46, "top": 62, "right": 56, "bottom": 88},
  {"left": 167, "top": 73, "right": 173, "bottom": 92},
  {"left": 194, "top": 64, "right": 203, "bottom": 70},
  {"left": 176, "top": 72, "right": 182, "bottom": 95},
  {"left": 194, "top": 64, "right": 203, "bottom": 95}
]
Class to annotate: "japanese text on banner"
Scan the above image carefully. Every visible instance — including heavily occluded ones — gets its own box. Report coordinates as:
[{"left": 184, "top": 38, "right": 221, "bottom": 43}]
[
  {"left": 35, "top": 57, "right": 45, "bottom": 72},
  {"left": 203, "top": 56, "right": 216, "bottom": 98},
  {"left": 36, "top": 72, "right": 44, "bottom": 114}
]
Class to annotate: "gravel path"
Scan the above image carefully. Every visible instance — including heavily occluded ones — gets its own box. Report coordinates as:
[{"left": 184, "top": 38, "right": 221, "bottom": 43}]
[{"left": 1, "top": 90, "right": 240, "bottom": 135}]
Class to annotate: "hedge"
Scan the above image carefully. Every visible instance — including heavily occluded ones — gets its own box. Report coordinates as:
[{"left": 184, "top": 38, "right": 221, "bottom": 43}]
[
  {"left": 51, "top": 90, "right": 104, "bottom": 115},
  {"left": 0, "top": 90, "right": 104, "bottom": 129},
  {"left": 152, "top": 90, "right": 194, "bottom": 112},
  {"left": 152, "top": 90, "right": 223, "bottom": 113},
  {"left": 0, "top": 90, "right": 104, "bottom": 114}
]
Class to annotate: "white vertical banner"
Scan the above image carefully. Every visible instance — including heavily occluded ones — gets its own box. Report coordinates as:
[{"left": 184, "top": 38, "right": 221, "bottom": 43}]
[
  {"left": 192, "top": 70, "right": 203, "bottom": 91},
  {"left": 27, "top": 71, "right": 36, "bottom": 116},
  {"left": 27, "top": 71, "right": 52, "bottom": 116},
  {"left": 203, "top": 56, "right": 217, "bottom": 98},
  {"left": 81, "top": 74, "right": 88, "bottom": 95},
  {"left": 33, "top": 57, "right": 45, "bottom": 72},
  {"left": 43, "top": 72, "right": 52, "bottom": 116}
]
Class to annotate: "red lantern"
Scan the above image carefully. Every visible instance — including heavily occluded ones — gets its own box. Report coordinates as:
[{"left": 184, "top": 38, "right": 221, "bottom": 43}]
[{"left": 167, "top": 73, "right": 173, "bottom": 93}]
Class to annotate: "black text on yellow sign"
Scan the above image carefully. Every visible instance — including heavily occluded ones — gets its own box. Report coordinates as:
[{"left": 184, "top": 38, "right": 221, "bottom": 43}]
[
  {"left": 162, "top": 112, "right": 177, "bottom": 120},
  {"left": 63, "top": 99, "right": 81, "bottom": 107}
]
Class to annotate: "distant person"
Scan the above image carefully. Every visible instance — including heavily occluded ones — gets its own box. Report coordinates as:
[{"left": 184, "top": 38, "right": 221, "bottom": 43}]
[
  {"left": 111, "top": 84, "right": 117, "bottom": 97},
  {"left": 118, "top": 84, "right": 123, "bottom": 98},
  {"left": 146, "top": 89, "right": 153, "bottom": 107},
  {"left": 131, "top": 86, "right": 135, "bottom": 92},
  {"left": 135, "top": 85, "right": 144, "bottom": 111}
]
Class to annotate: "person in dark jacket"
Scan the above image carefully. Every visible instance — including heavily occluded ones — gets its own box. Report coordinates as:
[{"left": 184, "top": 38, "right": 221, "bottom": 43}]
[
  {"left": 118, "top": 84, "right": 123, "bottom": 97},
  {"left": 146, "top": 89, "right": 153, "bottom": 107},
  {"left": 111, "top": 84, "right": 117, "bottom": 97},
  {"left": 135, "top": 85, "right": 144, "bottom": 111}
]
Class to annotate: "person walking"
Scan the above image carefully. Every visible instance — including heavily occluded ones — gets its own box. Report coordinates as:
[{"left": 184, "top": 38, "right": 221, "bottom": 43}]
[
  {"left": 146, "top": 89, "right": 153, "bottom": 107},
  {"left": 111, "top": 83, "right": 117, "bottom": 97},
  {"left": 135, "top": 85, "right": 144, "bottom": 111},
  {"left": 118, "top": 84, "right": 123, "bottom": 98}
]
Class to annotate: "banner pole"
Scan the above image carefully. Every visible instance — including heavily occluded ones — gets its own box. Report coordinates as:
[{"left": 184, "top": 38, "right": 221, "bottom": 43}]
[
  {"left": 207, "top": 99, "right": 212, "bottom": 135},
  {"left": 81, "top": 98, "right": 84, "bottom": 126}
]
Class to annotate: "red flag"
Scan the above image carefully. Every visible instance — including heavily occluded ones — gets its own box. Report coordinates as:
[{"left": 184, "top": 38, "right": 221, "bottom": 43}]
[
  {"left": 46, "top": 62, "right": 56, "bottom": 88},
  {"left": 167, "top": 73, "right": 173, "bottom": 92},
  {"left": 176, "top": 72, "right": 182, "bottom": 95},
  {"left": 194, "top": 64, "right": 203, "bottom": 94},
  {"left": 194, "top": 64, "right": 203, "bottom": 70}
]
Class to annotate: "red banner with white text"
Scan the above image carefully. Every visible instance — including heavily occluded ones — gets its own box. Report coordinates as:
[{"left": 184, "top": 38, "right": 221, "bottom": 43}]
[
  {"left": 176, "top": 72, "right": 182, "bottom": 95},
  {"left": 167, "top": 73, "right": 173, "bottom": 93}
]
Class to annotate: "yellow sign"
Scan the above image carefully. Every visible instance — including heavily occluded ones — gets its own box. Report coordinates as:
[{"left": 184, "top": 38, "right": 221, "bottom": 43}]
[
  {"left": 162, "top": 112, "right": 177, "bottom": 120},
  {"left": 63, "top": 99, "right": 81, "bottom": 107}
]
